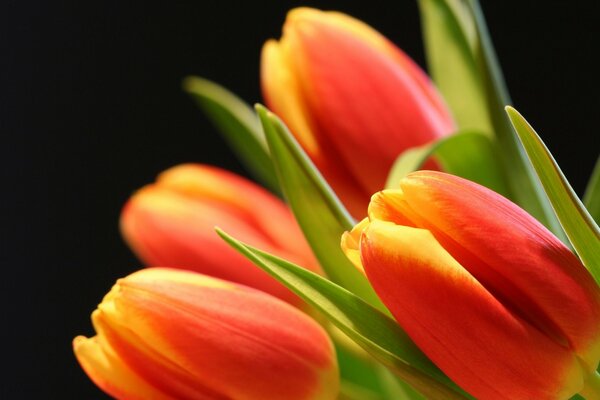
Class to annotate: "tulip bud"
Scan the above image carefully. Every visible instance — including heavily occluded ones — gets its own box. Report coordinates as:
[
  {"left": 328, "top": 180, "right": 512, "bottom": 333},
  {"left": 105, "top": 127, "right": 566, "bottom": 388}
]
[
  {"left": 342, "top": 171, "right": 600, "bottom": 400},
  {"left": 261, "top": 8, "right": 455, "bottom": 217},
  {"left": 73, "top": 268, "right": 339, "bottom": 400},
  {"left": 120, "top": 164, "right": 320, "bottom": 305}
]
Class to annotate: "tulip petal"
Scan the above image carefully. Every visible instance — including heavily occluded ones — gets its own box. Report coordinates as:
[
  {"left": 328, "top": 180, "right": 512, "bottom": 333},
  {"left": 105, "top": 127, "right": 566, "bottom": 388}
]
[
  {"left": 261, "top": 39, "right": 319, "bottom": 157},
  {"left": 261, "top": 37, "right": 370, "bottom": 217},
  {"left": 76, "top": 268, "right": 338, "bottom": 400},
  {"left": 340, "top": 218, "right": 369, "bottom": 273},
  {"left": 157, "top": 164, "right": 314, "bottom": 261},
  {"left": 284, "top": 9, "right": 453, "bottom": 195},
  {"left": 360, "top": 220, "right": 584, "bottom": 400},
  {"left": 396, "top": 171, "right": 600, "bottom": 370},
  {"left": 120, "top": 164, "right": 321, "bottom": 305},
  {"left": 73, "top": 333, "right": 174, "bottom": 400},
  {"left": 99, "top": 269, "right": 336, "bottom": 400},
  {"left": 262, "top": 8, "right": 454, "bottom": 217},
  {"left": 121, "top": 186, "right": 301, "bottom": 303}
]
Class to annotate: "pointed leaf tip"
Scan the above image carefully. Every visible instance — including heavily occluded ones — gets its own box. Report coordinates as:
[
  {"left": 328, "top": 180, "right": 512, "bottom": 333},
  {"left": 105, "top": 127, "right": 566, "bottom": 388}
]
[{"left": 505, "top": 107, "right": 600, "bottom": 282}]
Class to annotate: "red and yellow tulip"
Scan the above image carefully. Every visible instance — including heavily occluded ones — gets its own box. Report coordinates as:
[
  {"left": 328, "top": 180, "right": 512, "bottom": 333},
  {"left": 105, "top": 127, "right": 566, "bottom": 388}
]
[
  {"left": 342, "top": 171, "right": 600, "bottom": 400},
  {"left": 120, "top": 164, "right": 319, "bottom": 306},
  {"left": 73, "top": 268, "right": 339, "bottom": 400},
  {"left": 261, "top": 8, "right": 455, "bottom": 217}
]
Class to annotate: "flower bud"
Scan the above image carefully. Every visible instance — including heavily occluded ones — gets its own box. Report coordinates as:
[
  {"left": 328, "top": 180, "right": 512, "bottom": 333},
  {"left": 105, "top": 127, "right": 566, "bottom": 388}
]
[
  {"left": 120, "top": 164, "right": 319, "bottom": 305},
  {"left": 342, "top": 171, "right": 600, "bottom": 399},
  {"left": 262, "top": 8, "right": 454, "bottom": 216},
  {"left": 74, "top": 268, "right": 339, "bottom": 399}
]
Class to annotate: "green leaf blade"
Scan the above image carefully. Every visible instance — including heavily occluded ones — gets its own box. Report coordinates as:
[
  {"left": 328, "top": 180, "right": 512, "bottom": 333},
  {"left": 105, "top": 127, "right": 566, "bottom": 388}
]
[
  {"left": 583, "top": 157, "right": 600, "bottom": 225},
  {"left": 217, "top": 229, "right": 472, "bottom": 400},
  {"left": 506, "top": 106, "right": 600, "bottom": 282},
  {"left": 418, "top": 0, "right": 567, "bottom": 241},
  {"left": 386, "top": 131, "right": 509, "bottom": 197},
  {"left": 418, "top": 0, "right": 492, "bottom": 135},
  {"left": 183, "top": 76, "right": 279, "bottom": 192},
  {"left": 256, "top": 105, "right": 386, "bottom": 311}
]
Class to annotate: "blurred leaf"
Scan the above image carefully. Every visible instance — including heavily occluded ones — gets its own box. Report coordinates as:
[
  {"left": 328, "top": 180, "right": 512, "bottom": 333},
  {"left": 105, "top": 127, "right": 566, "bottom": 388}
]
[
  {"left": 385, "top": 131, "right": 508, "bottom": 196},
  {"left": 418, "top": 0, "right": 566, "bottom": 241},
  {"left": 183, "top": 76, "right": 279, "bottom": 192},
  {"left": 465, "top": 0, "right": 567, "bottom": 241},
  {"left": 506, "top": 107, "right": 600, "bottom": 283},
  {"left": 336, "top": 344, "right": 383, "bottom": 399},
  {"left": 339, "top": 381, "right": 383, "bottom": 400},
  {"left": 335, "top": 330, "right": 423, "bottom": 400},
  {"left": 256, "top": 105, "right": 385, "bottom": 312},
  {"left": 377, "top": 367, "right": 425, "bottom": 400},
  {"left": 418, "top": 0, "right": 492, "bottom": 134},
  {"left": 583, "top": 157, "right": 600, "bottom": 224},
  {"left": 217, "top": 229, "right": 473, "bottom": 400}
]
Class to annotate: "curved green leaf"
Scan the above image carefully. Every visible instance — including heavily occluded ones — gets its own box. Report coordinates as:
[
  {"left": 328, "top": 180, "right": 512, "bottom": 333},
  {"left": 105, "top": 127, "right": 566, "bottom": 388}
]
[
  {"left": 418, "top": 0, "right": 566, "bottom": 241},
  {"left": 466, "top": 0, "right": 567, "bottom": 241},
  {"left": 217, "top": 229, "right": 473, "bottom": 400},
  {"left": 183, "top": 76, "right": 279, "bottom": 192},
  {"left": 418, "top": 0, "right": 492, "bottom": 134},
  {"left": 506, "top": 106, "right": 600, "bottom": 282},
  {"left": 583, "top": 157, "right": 600, "bottom": 225},
  {"left": 385, "top": 131, "right": 508, "bottom": 196},
  {"left": 256, "top": 105, "right": 385, "bottom": 311}
]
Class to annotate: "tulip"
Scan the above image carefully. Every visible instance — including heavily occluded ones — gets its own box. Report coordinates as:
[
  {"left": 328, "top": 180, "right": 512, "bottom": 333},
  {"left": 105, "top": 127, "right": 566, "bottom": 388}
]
[
  {"left": 120, "top": 163, "right": 319, "bottom": 305},
  {"left": 261, "top": 7, "right": 455, "bottom": 217},
  {"left": 73, "top": 268, "right": 339, "bottom": 400},
  {"left": 341, "top": 171, "right": 600, "bottom": 400}
]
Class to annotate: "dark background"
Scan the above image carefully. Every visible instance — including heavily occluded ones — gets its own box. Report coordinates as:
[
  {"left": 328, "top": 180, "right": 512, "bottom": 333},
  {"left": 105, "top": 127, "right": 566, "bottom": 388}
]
[{"left": 2, "top": 1, "right": 598, "bottom": 398}]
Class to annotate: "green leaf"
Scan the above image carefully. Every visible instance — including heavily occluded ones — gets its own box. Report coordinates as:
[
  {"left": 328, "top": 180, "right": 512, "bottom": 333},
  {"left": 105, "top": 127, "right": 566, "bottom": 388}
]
[
  {"left": 418, "top": 0, "right": 567, "bottom": 241},
  {"left": 417, "top": 0, "right": 492, "bottom": 135},
  {"left": 217, "top": 229, "right": 473, "bottom": 400},
  {"left": 256, "top": 104, "right": 386, "bottom": 311},
  {"left": 183, "top": 76, "right": 279, "bottom": 192},
  {"left": 583, "top": 157, "right": 600, "bottom": 225},
  {"left": 506, "top": 106, "right": 600, "bottom": 283},
  {"left": 336, "top": 344, "right": 383, "bottom": 399},
  {"left": 385, "top": 131, "right": 508, "bottom": 197},
  {"left": 466, "top": 0, "right": 567, "bottom": 241},
  {"left": 377, "top": 367, "right": 425, "bottom": 400},
  {"left": 339, "top": 380, "right": 383, "bottom": 400}
]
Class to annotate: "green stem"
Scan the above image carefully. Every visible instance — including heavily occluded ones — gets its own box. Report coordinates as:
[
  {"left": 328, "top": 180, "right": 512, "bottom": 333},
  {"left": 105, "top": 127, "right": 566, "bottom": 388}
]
[{"left": 580, "top": 371, "right": 600, "bottom": 400}]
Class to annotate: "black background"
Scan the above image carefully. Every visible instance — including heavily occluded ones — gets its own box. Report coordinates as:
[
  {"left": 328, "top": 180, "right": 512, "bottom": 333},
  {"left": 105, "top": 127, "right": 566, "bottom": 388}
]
[{"left": 2, "top": 1, "right": 598, "bottom": 398}]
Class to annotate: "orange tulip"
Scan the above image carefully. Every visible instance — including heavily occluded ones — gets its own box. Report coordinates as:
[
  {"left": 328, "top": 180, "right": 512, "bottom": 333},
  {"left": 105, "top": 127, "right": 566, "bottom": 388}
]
[
  {"left": 261, "top": 8, "right": 454, "bottom": 217},
  {"left": 342, "top": 171, "right": 600, "bottom": 400},
  {"left": 120, "top": 164, "right": 319, "bottom": 306},
  {"left": 73, "top": 268, "right": 339, "bottom": 400}
]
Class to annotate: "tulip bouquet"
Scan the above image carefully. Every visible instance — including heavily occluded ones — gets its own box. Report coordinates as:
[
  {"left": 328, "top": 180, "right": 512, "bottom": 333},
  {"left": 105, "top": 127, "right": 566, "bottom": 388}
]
[{"left": 73, "top": 3, "right": 600, "bottom": 400}]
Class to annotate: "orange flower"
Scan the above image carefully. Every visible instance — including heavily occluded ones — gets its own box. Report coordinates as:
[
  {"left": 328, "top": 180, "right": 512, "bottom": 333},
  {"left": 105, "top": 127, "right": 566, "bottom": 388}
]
[
  {"left": 120, "top": 164, "right": 319, "bottom": 305},
  {"left": 73, "top": 268, "right": 339, "bottom": 400},
  {"left": 342, "top": 171, "right": 600, "bottom": 400},
  {"left": 262, "top": 8, "right": 454, "bottom": 217}
]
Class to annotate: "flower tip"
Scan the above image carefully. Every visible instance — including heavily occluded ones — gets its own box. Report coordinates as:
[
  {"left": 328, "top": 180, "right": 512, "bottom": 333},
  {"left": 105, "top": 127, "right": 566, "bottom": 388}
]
[
  {"left": 285, "top": 7, "right": 322, "bottom": 25},
  {"left": 72, "top": 335, "right": 87, "bottom": 351}
]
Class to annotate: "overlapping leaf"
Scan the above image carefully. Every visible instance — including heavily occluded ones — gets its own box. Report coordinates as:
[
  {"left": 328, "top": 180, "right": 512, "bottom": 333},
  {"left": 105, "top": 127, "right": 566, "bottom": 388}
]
[
  {"left": 385, "top": 131, "right": 508, "bottom": 196},
  {"left": 184, "top": 76, "right": 279, "bottom": 192},
  {"left": 256, "top": 105, "right": 385, "bottom": 311},
  {"left": 417, "top": 0, "right": 566, "bottom": 241},
  {"left": 506, "top": 107, "right": 600, "bottom": 283},
  {"left": 583, "top": 158, "right": 600, "bottom": 225},
  {"left": 217, "top": 229, "right": 472, "bottom": 400}
]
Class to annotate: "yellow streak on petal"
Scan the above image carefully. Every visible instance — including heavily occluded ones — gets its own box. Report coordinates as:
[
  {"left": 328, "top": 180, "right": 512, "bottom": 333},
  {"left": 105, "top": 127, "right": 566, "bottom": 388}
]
[
  {"left": 124, "top": 267, "right": 237, "bottom": 292},
  {"left": 341, "top": 218, "right": 370, "bottom": 273},
  {"left": 157, "top": 164, "right": 236, "bottom": 203},
  {"left": 73, "top": 322, "right": 172, "bottom": 400},
  {"left": 368, "top": 189, "right": 418, "bottom": 227},
  {"left": 261, "top": 38, "right": 319, "bottom": 155},
  {"left": 286, "top": 7, "right": 398, "bottom": 66}
]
